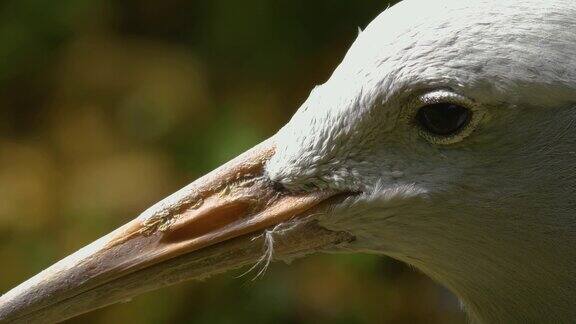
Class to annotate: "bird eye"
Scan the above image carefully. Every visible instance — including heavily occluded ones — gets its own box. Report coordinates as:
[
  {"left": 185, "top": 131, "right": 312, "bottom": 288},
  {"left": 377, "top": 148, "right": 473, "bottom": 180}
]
[
  {"left": 416, "top": 103, "right": 471, "bottom": 136},
  {"left": 411, "top": 90, "right": 482, "bottom": 145}
]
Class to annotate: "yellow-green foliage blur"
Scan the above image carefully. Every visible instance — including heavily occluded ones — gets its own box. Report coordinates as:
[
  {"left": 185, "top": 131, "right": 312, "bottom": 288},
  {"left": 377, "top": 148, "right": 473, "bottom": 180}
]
[{"left": 0, "top": 1, "right": 465, "bottom": 323}]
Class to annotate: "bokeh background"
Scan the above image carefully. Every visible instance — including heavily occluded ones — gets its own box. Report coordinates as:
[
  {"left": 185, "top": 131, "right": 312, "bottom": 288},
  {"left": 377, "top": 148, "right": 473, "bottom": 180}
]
[{"left": 0, "top": 1, "right": 465, "bottom": 323}]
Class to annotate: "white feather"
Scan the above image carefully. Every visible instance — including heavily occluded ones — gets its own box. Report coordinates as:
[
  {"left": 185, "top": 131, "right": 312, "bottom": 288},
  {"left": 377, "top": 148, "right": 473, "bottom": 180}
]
[{"left": 266, "top": 0, "right": 576, "bottom": 322}]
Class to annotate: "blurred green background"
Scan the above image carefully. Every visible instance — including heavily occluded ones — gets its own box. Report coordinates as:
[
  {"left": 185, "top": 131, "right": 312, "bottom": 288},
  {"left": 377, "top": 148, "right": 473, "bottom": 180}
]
[{"left": 0, "top": 1, "right": 465, "bottom": 323}]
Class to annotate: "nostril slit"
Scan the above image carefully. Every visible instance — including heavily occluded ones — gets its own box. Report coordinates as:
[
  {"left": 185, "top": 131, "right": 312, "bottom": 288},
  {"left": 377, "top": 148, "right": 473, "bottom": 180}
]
[{"left": 162, "top": 200, "right": 250, "bottom": 243}]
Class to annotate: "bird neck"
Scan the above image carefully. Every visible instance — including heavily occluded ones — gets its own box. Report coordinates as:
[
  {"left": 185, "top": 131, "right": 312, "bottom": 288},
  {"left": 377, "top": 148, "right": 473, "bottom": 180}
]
[
  {"left": 394, "top": 197, "right": 576, "bottom": 323},
  {"left": 327, "top": 188, "right": 576, "bottom": 323},
  {"left": 411, "top": 225, "right": 576, "bottom": 323}
]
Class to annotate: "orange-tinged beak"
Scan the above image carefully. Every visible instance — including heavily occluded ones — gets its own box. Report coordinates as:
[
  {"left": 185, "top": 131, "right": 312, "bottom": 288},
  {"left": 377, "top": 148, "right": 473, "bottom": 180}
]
[{"left": 0, "top": 137, "right": 354, "bottom": 323}]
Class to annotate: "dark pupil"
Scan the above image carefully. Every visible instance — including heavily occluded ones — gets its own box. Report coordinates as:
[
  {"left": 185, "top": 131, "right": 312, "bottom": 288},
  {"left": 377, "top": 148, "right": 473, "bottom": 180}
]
[{"left": 416, "top": 103, "right": 470, "bottom": 136}]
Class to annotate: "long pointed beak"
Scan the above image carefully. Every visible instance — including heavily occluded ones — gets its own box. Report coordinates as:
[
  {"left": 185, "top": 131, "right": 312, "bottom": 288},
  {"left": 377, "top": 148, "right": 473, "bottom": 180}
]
[{"left": 0, "top": 137, "right": 354, "bottom": 323}]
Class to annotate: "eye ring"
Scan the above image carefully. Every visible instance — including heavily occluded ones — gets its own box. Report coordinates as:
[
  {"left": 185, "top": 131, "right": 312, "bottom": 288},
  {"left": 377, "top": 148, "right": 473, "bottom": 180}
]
[{"left": 413, "top": 90, "right": 483, "bottom": 145}]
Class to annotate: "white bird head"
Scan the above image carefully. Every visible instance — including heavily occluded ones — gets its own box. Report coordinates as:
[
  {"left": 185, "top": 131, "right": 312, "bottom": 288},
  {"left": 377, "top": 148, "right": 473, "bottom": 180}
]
[{"left": 2, "top": 0, "right": 575, "bottom": 322}]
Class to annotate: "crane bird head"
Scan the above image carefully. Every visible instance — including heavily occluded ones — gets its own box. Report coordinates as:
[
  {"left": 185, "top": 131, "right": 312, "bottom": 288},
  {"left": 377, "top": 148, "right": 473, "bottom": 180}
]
[{"left": 2, "top": 0, "right": 576, "bottom": 322}]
